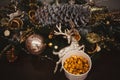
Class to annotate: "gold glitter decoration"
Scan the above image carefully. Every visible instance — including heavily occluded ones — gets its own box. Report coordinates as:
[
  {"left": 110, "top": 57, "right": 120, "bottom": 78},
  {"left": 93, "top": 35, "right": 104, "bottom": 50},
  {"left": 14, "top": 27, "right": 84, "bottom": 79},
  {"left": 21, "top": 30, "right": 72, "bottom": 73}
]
[{"left": 86, "top": 33, "right": 101, "bottom": 44}]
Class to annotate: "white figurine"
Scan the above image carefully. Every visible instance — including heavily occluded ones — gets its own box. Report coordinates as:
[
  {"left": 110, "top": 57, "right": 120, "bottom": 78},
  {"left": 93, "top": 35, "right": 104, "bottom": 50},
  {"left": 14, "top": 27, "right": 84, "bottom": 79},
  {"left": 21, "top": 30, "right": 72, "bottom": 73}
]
[{"left": 53, "top": 23, "right": 85, "bottom": 73}]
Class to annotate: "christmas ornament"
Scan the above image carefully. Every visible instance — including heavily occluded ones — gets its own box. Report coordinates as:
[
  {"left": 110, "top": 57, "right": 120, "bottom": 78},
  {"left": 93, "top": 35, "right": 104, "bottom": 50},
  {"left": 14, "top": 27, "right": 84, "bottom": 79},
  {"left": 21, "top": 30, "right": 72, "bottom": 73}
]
[
  {"left": 28, "top": 10, "right": 36, "bottom": 22},
  {"left": 48, "top": 32, "right": 54, "bottom": 39},
  {"left": 87, "top": 43, "right": 101, "bottom": 54},
  {"left": 48, "top": 42, "right": 53, "bottom": 47},
  {"left": 25, "top": 34, "right": 46, "bottom": 55},
  {"left": 54, "top": 45, "right": 58, "bottom": 49},
  {"left": 86, "top": 32, "right": 101, "bottom": 44},
  {"left": 4, "top": 30, "right": 10, "bottom": 37},
  {"left": 8, "top": 18, "right": 23, "bottom": 30},
  {"left": 0, "top": 18, "right": 9, "bottom": 26}
]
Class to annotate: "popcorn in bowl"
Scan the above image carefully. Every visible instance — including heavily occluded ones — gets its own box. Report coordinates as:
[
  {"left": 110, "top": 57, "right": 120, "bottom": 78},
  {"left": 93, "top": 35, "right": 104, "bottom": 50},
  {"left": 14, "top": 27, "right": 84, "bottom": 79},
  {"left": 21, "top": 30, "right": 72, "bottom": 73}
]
[
  {"left": 64, "top": 55, "right": 89, "bottom": 75},
  {"left": 62, "top": 50, "right": 92, "bottom": 80}
]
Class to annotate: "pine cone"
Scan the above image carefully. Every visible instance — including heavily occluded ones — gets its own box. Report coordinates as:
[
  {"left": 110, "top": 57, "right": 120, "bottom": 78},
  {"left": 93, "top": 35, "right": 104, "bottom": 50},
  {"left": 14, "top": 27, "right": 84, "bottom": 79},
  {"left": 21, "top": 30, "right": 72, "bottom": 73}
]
[{"left": 35, "top": 3, "right": 90, "bottom": 27}]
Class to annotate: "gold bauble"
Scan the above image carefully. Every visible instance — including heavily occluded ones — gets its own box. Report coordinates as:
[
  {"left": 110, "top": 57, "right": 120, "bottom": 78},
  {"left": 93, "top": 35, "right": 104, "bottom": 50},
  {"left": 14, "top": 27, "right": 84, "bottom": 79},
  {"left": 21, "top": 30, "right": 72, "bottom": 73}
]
[{"left": 86, "top": 33, "right": 101, "bottom": 44}]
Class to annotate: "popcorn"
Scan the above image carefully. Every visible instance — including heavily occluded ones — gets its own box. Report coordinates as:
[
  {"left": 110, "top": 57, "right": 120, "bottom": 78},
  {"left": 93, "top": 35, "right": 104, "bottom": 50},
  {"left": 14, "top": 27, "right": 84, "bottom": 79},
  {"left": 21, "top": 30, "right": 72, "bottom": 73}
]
[{"left": 64, "top": 55, "right": 89, "bottom": 75}]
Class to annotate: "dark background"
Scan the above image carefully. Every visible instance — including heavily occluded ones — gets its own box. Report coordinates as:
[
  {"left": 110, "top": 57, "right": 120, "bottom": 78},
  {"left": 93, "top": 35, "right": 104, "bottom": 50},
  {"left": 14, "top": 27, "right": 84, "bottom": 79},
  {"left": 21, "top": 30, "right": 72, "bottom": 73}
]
[
  {"left": 0, "top": 0, "right": 120, "bottom": 10},
  {"left": 0, "top": 0, "right": 120, "bottom": 80},
  {"left": 0, "top": 49, "right": 120, "bottom": 80}
]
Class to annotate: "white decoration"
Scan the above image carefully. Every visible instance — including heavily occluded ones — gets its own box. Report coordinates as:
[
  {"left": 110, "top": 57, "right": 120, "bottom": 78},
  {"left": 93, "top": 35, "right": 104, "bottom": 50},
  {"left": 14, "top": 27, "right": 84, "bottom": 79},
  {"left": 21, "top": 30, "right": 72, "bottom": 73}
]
[
  {"left": 7, "top": 10, "right": 24, "bottom": 21},
  {"left": 54, "top": 45, "right": 58, "bottom": 49},
  {"left": 53, "top": 24, "right": 85, "bottom": 73},
  {"left": 4, "top": 30, "right": 10, "bottom": 37}
]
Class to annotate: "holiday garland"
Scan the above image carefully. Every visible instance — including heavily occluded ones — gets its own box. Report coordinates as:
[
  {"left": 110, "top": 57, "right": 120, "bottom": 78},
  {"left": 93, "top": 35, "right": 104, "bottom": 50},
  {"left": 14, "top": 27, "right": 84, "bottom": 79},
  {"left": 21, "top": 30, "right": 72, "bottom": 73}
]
[{"left": 0, "top": 0, "right": 120, "bottom": 63}]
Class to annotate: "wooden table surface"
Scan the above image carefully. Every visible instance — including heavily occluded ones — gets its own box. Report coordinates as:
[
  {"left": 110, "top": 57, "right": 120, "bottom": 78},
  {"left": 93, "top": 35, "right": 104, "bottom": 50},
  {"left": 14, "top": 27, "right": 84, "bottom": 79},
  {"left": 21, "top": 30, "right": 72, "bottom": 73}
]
[{"left": 0, "top": 49, "right": 120, "bottom": 80}]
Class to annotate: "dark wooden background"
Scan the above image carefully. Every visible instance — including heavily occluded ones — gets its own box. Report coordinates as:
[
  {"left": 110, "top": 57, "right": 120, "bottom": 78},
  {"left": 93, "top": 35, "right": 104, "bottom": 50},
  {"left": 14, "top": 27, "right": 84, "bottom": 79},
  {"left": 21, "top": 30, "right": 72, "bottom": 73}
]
[{"left": 0, "top": 49, "right": 120, "bottom": 80}]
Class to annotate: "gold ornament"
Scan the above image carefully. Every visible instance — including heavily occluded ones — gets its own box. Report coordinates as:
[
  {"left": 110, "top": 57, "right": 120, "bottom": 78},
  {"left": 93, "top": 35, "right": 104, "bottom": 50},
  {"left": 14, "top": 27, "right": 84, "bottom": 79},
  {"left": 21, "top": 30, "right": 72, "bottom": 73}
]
[
  {"left": 4, "top": 30, "right": 10, "bottom": 37},
  {"left": 48, "top": 35, "right": 53, "bottom": 39},
  {"left": 48, "top": 32, "right": 54, "bottom": 39},
  {"left": 73, "top": 33, "right": 81, "bottom": 41},
  {"left": 88, "top": 44, "right": 101, "bottom": 54},
  {"left": 20, "top": 28, "right": 34, "bottom": 43},
  {"left": 48, "top": 42, "right": 53, "bottom": 47},
  {"left": 86, "top": 33, "right": 101, "bottom": 44},
  {"left": 8, "top": 18, "right": 23, "bottom": 29},
  {"left": 28, "top": 10, "right": 35, "bottom": 20},
  {"left": 28, "top": 10, "right": 38, "bottom": 24}
]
